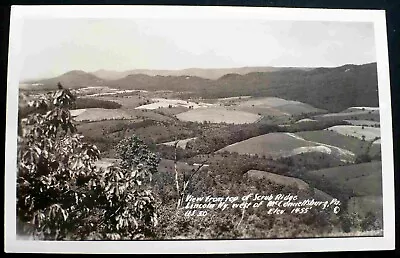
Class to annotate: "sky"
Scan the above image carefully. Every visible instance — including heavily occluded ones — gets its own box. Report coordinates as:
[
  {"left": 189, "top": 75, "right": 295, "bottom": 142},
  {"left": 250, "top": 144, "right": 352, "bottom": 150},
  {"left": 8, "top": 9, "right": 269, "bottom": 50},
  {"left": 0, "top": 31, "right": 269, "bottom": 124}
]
[{"left": 18, "top": 18, "right": 376, "bottom": 80}]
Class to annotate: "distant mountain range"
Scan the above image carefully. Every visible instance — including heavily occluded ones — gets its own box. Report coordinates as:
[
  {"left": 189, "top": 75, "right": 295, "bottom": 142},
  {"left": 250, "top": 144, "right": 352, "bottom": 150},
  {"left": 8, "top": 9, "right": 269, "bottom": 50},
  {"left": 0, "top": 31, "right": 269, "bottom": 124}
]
[
  {"left": 24, "top": 70, "right": 106, "bottom": 88},
  {"left": 91, "top": 67, "right": 314, "bottom": 80},
  {"left": 21, "top": 63, "right": 379, "bottom": 112}
]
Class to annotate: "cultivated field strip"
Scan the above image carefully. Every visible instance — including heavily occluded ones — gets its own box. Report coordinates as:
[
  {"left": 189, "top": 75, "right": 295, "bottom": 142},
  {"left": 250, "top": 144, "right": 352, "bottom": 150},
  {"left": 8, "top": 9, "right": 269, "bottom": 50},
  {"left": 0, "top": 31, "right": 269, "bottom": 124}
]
[{"left": 218, "top": 132, "right": 355, "bottom": 162}]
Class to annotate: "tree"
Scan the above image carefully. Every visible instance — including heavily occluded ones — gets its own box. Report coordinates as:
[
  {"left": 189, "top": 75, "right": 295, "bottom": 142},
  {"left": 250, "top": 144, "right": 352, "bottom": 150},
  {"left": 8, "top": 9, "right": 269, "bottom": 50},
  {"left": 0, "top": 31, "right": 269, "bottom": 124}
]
[
  {"left": 17, "top": 83, "right": 159, "bottom": 240},
  {"left": 172, "top": 140, "right": 208, "bottom": 209}
]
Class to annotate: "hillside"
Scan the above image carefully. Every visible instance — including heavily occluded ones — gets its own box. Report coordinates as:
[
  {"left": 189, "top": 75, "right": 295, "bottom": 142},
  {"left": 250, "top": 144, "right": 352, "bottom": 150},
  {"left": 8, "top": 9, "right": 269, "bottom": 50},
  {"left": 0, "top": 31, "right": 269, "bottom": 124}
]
[
  {"left": 24, "top": 63, "right": 379, "bottom": 112},
  {"left": 92, "top": 66, "right": 314, "bottom": 80},
  {"left": 109, "top": 74, "right": 212, "bottom": 92},
  {"left": 108, "top": 63, "right": 378, "bottom": 112},
  {"left": 25, "top": 70, "right": 106, "bottom": 89},
  {"left": 206, "top": 63, "right": 379, "bottom": 112}
]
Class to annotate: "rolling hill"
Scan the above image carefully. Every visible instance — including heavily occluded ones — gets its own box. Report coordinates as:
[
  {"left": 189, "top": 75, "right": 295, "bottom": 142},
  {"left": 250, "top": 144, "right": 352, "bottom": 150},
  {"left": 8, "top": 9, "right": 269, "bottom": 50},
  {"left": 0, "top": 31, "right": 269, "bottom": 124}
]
[
  {"left": 108, "top": 74, "right": 212, "bottom": 92},
  {"left": 106, "top": 63, "right": 378, "bottom": 112},
  {"left": 217, "top": 132, "right": 356, "bottom": 162},
  {"left": 306, "top": 161, "right": 382, "bottom": 195},
  {"left": 23, "top": 70, "right": 107, "bottom": 90},
  {"left": 204, "top": 63, "right": 379, "bottom": 112},
  {"left": 23, "top": 63, "right": 379, "bottom": 112},
  {"left": 91, "top": 66, "right": 314, "bottom": 80}
]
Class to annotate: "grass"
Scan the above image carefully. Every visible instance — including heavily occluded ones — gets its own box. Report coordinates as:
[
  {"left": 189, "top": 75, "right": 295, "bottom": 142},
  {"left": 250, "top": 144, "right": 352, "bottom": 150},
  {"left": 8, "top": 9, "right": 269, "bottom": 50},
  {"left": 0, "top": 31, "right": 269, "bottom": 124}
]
[
  {"left": 315, "top": 111, "right": 380, "bottom": 122},
  {"left": 306, "top": 161, "right": 382, "bottom": 196},
  {"left": 128, "top": 109, "right": 175, "bottom": 122},
  {"left": 218, "top": 133, "right": 317, "bottom": 158},
  {"left": 227, "top": 106, "right": 288, "bottom": 117},
  {"left": 71, "top": 108, "right": 135, "bottom": 122},
  {"left": 245, "top": 169, "right": 310, "bottom": 190},
  {"left": 97, "top": 95, "right": 152, "bottom": 109},
  {"left": 344, "top": 120, "right": 380, "bottom": 127},
  {"left": 274, "top": 103, "right": 325, "bottom": 115},
  {"left": 295, "top": 130, "right": 370, "bottom": 156},
  {"left": 218, "top": 132, "right": 355, "bottom": 163},
  {"left": 156, "top": 106, "right": 190, "bottom": 116},
  {"left": 176, "top": 107, "right": 261, "bottom": 124},
  {"left": 347, "top": 195, "right": 383, "bottom": 218},
  {"left": 160, "top": 137, "right": 198, "bottom": 149},
  {"left": 237, "top": 97, "right": 303, "bottom": 107},
  {"left": 326, "top": 125, "right": 380, "bottom": 141}
]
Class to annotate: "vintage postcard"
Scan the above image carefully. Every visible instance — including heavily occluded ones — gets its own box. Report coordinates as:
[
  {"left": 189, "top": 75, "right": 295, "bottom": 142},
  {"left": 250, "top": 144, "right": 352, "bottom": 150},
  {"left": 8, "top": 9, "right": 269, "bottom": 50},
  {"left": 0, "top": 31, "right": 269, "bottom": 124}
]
[{"left": 5, "top": 5, "right": 395, "bottom": 253}]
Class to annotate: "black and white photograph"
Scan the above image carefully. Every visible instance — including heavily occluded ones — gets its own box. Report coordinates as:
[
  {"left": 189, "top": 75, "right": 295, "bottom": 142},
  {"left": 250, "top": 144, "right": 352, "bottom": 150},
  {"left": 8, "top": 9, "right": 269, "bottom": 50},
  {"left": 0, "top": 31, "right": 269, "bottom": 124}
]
[{"left": 4, "top": 5, "right": 395, "bottom": 253}]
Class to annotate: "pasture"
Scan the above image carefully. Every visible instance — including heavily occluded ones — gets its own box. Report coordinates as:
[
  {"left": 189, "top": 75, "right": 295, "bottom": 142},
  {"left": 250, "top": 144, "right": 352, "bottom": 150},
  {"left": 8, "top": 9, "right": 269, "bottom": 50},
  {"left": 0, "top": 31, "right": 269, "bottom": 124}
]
[
  {"left": 71, "top": 108, "right": 135, "bottom": 121},
  {"left": 295, "top": 130, "right": 371, "bottom": 155},
  {"left": 218, "top": 133, "right": 316, "bottom": 158},
  {"left": 176, "top": 107, "right": 262, "bottom": 124},
  {"left": 326, "top": 125, "right": 381, "bottom": 142},
  {"left": 97, "top": 95, "right": 152, "bottom": 109},
  {"left": 306, "top": 161, "right": 382, "bottom": 197},
  {"left": 346, "top": 107, "right": 379, "bottom": 112},
  {"left": 245, "top": 169, "right": 310, "bottom": 190},
  {"left": 245, "top": 169, "right": 334, "bottom": 201},
  {"left": 218, "top": 132, "right": 355, "bottom": 162},
  {"left": 315, "top": 110, "right": 380, "bottom": 122},
  {"left": 347, "top": 195, "right": 383, "bottom": 220},
  {"left": 135, "top": 98, "right": 213, "bottom": 110},
  {"left": 235, "top": 97, "right": 326, "bottom": 115},
  {"left": 344, "top": 120, "right": 380, "bottom": 127},
  {"left": 160, "top": 137, "right": 198, "bottom": 149},
  {"left": 296, "top": 118, "right": 317, "bottom": 123}
]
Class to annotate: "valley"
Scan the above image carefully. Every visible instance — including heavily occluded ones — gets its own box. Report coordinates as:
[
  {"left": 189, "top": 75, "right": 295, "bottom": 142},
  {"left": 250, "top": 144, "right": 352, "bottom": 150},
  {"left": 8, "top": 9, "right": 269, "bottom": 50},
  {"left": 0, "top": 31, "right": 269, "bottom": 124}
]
[{"left": 19, "top": 62, "right": 383, "bottom": 238}]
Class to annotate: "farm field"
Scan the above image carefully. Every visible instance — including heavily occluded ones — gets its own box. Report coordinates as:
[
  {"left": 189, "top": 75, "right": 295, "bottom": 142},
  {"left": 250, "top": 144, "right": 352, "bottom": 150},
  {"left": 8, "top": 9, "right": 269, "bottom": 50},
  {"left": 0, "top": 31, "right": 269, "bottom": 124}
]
[
  {"left": 218, "top": 96, "right": 252, "bottom": 101},
  {"left": 226, "top": 105, "right": 288, "bottom": 117},
  {"left": 73, "top": 86, "right": 149, "bottom": 97},
  {"left": 344, "top": 120, "right": 380, "bottom": 127},
  {"left": 347, "top": 195, "right": 383, "bottom": 220},
  {"left": 70, "top": 108, "right": 135, "bottom": 121},
  {"left": 234, "top": 97, "right": 326, "bottom": 115},
  {"left": 306, "top": 161, "right": 382, "bottom": 197},
  {"left": 155, "top": 106, "right": 190, "bottom": 116},
  {"left": 295, "top": 130, "right": 372, "bottom": 155},
  {"left": 315, "top": 110, "right": 380, "bottom": 122},
  {"left": 135, "top": 98, "right": 213, "bottom": 110},
  {"left": 237, "top": 97, "right": 308, "bottom": 107},
  {"left": 345, "top": 107, "right": 379, "bottom": 112},
  {"left": 218, "top": 132, "right": 355, "bottom": 162},
  {"left": 244, "top": 169, "right": 334, "bottom": 201},
  {"left": 245, "top": 169, "right": 310, "bottom": 190},
  {"left": 326, "top": 125, "right": 381, "bottom": 142},
  {"left": 218, "top": 133, "right": 314, "bottom": 157},
  {"left": 96, "top": 95, "right": 152, "bottom": 109},
  {"left": 160, "top": 137, "right": 198, "bottom": 149},
  {"left": 133, "top": 123, "right": 198, "bottom": 144},
  {"left": 296, "top": 118, "right": 317, "bottom": 123},
  {"left": 176, "top": 107, "right": 262, "bottom": 124}
]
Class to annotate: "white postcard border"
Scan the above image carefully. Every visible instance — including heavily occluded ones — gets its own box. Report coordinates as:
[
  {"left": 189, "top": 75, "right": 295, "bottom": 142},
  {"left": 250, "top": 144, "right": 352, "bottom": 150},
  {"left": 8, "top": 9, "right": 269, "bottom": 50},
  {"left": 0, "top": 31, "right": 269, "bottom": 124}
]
[{"left": 4, "top": 5, "right": 395, "bottom": 253}]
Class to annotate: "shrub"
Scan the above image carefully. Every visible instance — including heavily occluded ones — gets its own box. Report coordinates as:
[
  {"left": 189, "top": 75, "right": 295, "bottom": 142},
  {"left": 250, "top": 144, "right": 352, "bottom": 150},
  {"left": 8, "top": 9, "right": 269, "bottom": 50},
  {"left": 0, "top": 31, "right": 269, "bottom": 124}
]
[{"left": 17, "top": 83, "right": 159, "bottom": 240}]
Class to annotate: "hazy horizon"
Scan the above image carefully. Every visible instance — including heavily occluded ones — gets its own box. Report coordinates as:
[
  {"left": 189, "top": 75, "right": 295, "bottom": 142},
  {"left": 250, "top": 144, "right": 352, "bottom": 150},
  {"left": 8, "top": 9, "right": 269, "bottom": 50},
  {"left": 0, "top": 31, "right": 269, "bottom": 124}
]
[{"left": 19, "top": 19, "right": 376, "bottom": 81}]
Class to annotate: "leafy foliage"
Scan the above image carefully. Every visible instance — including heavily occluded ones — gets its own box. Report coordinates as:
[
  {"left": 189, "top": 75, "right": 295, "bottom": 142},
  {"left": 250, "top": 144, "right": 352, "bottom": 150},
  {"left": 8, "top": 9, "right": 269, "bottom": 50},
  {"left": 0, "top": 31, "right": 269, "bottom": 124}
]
[{"left": 17, "top": 84, "right": 159, "bottom": 240}]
